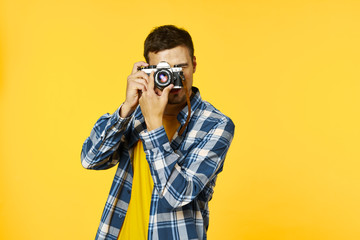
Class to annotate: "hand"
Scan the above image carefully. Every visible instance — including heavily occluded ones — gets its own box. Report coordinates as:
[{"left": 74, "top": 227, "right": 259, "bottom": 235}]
[
  {"left": 120, "top": 61, "right": 149, "bottom": 118},
  {"left": 139, "top": 71, "right": 174, "bottom": 131}
]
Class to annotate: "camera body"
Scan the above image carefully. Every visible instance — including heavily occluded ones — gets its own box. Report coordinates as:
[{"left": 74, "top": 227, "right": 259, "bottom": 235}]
[{"left": 138, "top": 61, "right": 184, "bottom": 90}]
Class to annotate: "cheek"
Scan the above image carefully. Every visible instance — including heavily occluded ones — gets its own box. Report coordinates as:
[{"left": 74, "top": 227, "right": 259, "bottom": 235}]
[
  {"left": 185, "top": 74, "right": 193, "bottom": 85},
  {"left": 183, "top": 71, "right": 193, "bottom": 82}
]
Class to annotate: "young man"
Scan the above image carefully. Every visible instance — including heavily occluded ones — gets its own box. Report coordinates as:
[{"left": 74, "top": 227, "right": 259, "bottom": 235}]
[{"left": 81, "top": 25, "right": 235, "bottom": 240}]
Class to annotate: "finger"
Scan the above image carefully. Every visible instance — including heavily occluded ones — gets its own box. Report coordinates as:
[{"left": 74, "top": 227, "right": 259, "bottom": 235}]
[
  {"left": 161, "top": 84, "right": 174, "bottom": 99},
  {"left": 148, "top": 71, "right": 155, "bottom": 92},
  {"left": 133, "top": 78, "right": 148, "bottom": 89},
  {"left": 131, "top": 82, "right": 147, "bottom": 93},
  {"left": 154, "top": 88, "right": 161, "bottom": 96},
  {"left": 128, "top": 71, "right": 149, "bottom": 85},
  {"left": 131, "top": 70, "right": 150, "bottom": 81},
  {"left": 131, "top": 61, "right": 149, "bottom": 74}
]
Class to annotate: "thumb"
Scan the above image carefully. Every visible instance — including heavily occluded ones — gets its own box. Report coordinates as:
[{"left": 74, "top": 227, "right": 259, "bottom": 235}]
[{"left": 161, "top": 84, "right": 174, "bottom": 99}]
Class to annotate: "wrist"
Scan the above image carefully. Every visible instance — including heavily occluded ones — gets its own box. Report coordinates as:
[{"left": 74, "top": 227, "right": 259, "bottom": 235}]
[
  {"left": 120, "top": 102, "right": 136, "bottom": 118},
  {"left": 146, "top": 118, "right": 162, "bottom": 132}
]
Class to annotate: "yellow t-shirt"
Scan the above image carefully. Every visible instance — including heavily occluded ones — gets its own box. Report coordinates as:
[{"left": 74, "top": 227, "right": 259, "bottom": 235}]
[{"left": 118, "top": 115, "right": 180, "bottom": 240}]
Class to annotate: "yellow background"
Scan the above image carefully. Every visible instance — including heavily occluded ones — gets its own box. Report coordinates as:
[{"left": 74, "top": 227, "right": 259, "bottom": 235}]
[{"left": 1, "top": 0, "right": 359, "bottom": 239}]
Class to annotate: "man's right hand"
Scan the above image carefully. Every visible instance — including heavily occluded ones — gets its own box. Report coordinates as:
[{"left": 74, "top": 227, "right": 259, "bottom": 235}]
[{"left": 120, "top": 61, "right": 150, "bottom": 118}]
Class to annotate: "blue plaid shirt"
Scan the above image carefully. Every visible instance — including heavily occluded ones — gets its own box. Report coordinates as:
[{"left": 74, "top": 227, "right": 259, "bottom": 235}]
[{"left": 81, "top": 87, "right": 235, "bottom": 240}]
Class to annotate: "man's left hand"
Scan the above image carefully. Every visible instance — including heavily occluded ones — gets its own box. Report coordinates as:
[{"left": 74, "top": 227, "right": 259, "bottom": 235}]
[{"left": 139, "top": 71, "right": 174, "bottom": 131}]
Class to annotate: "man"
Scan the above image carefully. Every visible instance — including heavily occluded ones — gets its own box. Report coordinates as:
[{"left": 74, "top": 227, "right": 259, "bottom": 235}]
[{"left": 81, "top": 25, "right": 235, "bottom": 240}]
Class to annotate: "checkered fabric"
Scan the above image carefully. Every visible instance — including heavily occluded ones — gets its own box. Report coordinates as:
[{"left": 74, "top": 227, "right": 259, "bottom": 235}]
[{"left": 81, "top": 87, "right": 235, "bottom": 240}]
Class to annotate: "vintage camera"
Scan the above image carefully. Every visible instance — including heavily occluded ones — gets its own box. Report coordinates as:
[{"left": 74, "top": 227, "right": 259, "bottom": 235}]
[{"left": 138, "top": 61, "right": 185, "bottom": 90}]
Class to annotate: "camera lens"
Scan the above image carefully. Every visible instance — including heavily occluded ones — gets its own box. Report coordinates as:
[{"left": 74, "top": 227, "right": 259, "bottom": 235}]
[
  {"left": 158, "top": 73, "right": 168, "bottom": 83},
  {"left": 155, "top": 69, "right": 171, "bottom": 89}
]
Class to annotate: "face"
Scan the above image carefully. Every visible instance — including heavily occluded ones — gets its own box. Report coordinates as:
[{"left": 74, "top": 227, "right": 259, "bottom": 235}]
[{"left": 148, "top": 45, "right": 197, "bottom": 105}]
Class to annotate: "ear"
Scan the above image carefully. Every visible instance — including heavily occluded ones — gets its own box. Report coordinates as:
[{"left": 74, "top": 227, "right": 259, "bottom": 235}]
[{"left": 192, "top": 56, "right": 197, "bottom": 73}]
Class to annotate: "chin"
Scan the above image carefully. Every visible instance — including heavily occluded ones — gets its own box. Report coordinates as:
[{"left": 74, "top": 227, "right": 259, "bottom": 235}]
[{"left": 168, "top": 94, "right": 186, "bottom": 105}]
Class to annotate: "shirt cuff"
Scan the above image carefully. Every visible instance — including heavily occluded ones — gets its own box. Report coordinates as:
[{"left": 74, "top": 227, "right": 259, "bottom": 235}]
[
  {"left": 109, "top": 103, "right": 133, "bottom": 132},
  {"left": 139, "top": 126, "right": 169, "bottom": 151}
]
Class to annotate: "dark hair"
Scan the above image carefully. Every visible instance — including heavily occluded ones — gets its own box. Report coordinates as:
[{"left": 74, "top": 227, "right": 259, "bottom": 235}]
[{"left": 144, "top": 25, "right": 194, "bottom": 63}]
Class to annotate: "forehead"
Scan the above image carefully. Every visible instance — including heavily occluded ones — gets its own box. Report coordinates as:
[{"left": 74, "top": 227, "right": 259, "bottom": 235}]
[{"left": 148, "top": 45, "right": 191, "bottom": 66}]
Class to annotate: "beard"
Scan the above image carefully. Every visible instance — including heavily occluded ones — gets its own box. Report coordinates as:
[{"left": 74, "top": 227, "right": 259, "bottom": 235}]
[{"left": 167, "top": 93, "right": 186, "bottom": 105}]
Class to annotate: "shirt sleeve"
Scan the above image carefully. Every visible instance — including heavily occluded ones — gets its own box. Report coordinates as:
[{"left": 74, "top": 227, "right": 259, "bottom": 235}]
[
  {"left": 80, "top": 104, "right": 133, "bottom": 170},
  {"left": 139, "top": 116, "right": 235, "bottom": 210}
]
